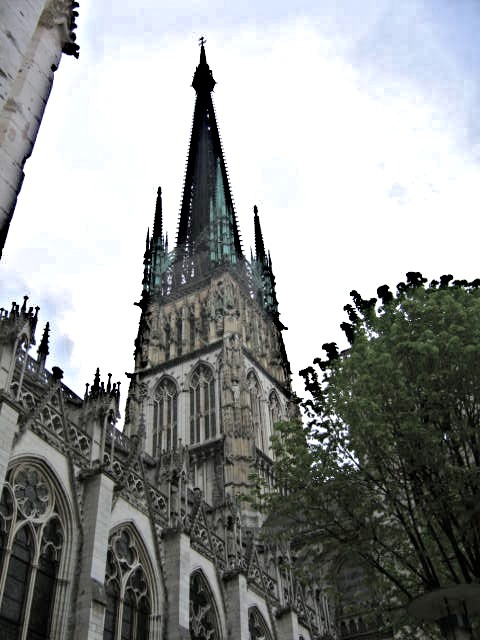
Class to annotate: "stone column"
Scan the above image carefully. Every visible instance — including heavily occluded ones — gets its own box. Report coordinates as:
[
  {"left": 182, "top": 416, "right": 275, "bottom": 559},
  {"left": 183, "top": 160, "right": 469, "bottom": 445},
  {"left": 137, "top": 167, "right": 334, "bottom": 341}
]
[
  {"left": 276, "top": 607, "right": 299, "bottom": 640},
  {"left": 223, "top": 571, "right": 249, "bottom": 639},
  {"left": 75, "top": 471, "right": 114, "bottom": 640},
  {"left": 0, "top": 20, "right": 63, "bottom": 255},
  {"left": 0, "top": 393, "right": 20, "bottom": 490},
  {"left": 162, "top": 530, "right": 191, "bottom": 639}
]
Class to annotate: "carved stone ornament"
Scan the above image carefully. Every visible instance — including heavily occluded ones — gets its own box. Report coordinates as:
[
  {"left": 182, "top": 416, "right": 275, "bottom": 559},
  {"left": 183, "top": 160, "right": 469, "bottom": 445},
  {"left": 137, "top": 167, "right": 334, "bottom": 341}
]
[
  {"left": 12, "top": 463, "right": 53, "bottom": 519},
  {"left": 39, "top": 0, "right": 74, "bottom": 37},
  {"left": 105, "top": 527, "right": 150, "bottom": 609},
  {"left": 248, "top": 606, "right": 273, "bottom": 640},
  {"left": 189, "top": 571, "right": 221, "bottom": 640}
]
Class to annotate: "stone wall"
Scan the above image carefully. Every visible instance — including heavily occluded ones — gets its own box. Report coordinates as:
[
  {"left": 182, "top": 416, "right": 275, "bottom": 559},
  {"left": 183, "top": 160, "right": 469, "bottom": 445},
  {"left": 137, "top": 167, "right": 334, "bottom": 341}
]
[{"left": 0, "top": 0, "right": 78, "bottom": 257}]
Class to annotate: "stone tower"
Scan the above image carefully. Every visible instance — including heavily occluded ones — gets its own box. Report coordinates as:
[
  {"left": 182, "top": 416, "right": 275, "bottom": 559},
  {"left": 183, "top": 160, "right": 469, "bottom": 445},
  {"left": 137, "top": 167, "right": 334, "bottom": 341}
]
[
  {"left": 125, "top": 43, "right": 292, "bottom": 526},
  {"left": 0, "top": 40, "right": 333, "bottom": 640}
]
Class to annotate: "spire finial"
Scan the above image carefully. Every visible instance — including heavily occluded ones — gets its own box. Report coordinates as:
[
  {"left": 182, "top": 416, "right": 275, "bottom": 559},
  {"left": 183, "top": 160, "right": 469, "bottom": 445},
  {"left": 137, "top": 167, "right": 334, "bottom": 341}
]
[
  {"left": 192, "top": 37, "right": 216, "bottom": 94},
  {"left": 38, "top": 322, "right": 50, "bottom": 357},
  {"left": 152, "top": 186, "right": 163, "bottom": 242},
  {"left": 36, "top": 321, "right": 50, "bottom": 373},
  {"left": 254, "top": 205, "right": 266, "bottom": 264}
]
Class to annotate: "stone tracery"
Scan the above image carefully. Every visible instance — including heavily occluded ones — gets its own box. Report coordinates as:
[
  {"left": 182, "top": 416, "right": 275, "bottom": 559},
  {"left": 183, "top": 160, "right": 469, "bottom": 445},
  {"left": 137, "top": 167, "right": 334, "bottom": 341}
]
[
  {"left": 0, "top": 462, "right": 65, "bottom": 639},
  {"left": 248, "top": 606, "right": 273, "bottom": 640},
  {"left": 103, "top": 526, "right": 151, "bottom": 640},
  {"left": 189, "top": 570, "right": 221, "bottom": 640}
]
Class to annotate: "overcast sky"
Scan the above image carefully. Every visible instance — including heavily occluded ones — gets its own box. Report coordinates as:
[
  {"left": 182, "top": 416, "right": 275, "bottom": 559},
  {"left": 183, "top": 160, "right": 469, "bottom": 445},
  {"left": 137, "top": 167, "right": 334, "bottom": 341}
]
[{"left": 2, "top": 0, "right": 480, "bottom": 414}]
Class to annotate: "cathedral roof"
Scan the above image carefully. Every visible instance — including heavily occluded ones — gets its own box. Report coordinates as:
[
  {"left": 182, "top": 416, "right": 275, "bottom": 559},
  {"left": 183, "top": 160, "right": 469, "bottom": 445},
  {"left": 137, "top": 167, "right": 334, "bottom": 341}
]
[{"left": 175, "top": 41, "right": 243, "bottom": 266}]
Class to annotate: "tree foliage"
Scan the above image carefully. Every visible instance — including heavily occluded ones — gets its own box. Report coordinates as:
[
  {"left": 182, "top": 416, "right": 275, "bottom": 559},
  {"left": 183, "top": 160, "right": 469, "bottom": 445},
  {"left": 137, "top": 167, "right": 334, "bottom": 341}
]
[{"left": 262, "top": 273, "right": 480, "bottom": 635}]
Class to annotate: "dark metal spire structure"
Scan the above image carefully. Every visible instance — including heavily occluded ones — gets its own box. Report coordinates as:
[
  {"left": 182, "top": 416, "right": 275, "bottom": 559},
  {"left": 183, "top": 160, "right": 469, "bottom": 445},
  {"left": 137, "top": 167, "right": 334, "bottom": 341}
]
[
  {"left": 176, "top": 40, "right": 243, "bottom": 267},
  {"left": 253, "top": 205, "right": 266, "bottom": 265},
  {"left": 252, "top": 205, "right": 291, "bottom": 377},
  {"left": 152, "top": 186, "right": 163, "bottom": 243}
]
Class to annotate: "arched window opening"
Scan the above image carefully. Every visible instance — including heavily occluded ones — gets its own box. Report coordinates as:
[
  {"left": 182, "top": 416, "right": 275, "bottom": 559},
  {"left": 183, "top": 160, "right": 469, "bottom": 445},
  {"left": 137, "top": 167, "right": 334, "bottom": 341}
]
[
  {"left": 28, "top": 518, "right": 63, "bottom": 639},
  {"left": 164, "top": 321, "right": 171, "bottom": 361},
  {"left": 269, "top": 390, "right": 281, "bottom": 430},
  {"left": 189, "top": 307, "right": 196, "bottom": 350},
  {"left": 248, "top": 371, "right": 264, "bottom": 451},
  {"left": 248, "top": 606, "right": 273, "bottom": 640},
  {"left": 0, "top": 525, "right": 32, "bottom": 636},
  {"left": 190, "top": 364, "right": 216, "bottom": 444},
  {"left": 189, "top": 571, "right": 221, "bottom": 640},
  {"left": 0, "top": 463, "right": 65, "bottom": 640},
  {"left": 103, "top": 527, "right": 152, "bottom": 640},
  {"left": 176, "top": 312, "right": 183, "bottom": 356},
  {"left": 153, "top": 378, "right": 178, "bottom": 454},
  {"left": 104, "top": 572, "right": 120, "bottom": 640}
]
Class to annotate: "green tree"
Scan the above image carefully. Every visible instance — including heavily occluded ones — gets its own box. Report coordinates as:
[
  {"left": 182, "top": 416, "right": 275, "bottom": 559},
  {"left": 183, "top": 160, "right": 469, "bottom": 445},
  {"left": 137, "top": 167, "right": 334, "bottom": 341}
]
[{"left": 263, "top": 273, "right": 480, "bottom": 639}]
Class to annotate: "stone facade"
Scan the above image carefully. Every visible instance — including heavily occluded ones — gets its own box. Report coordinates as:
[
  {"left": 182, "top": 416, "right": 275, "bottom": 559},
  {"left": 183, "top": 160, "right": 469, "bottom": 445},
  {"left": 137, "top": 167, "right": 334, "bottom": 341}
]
[
  {"left": 0, "top": 300, "right": 333, "bottom": 639},
  {"left": 0, "top": 0, "right": 79, "bottom": 257},
  {"left": 0, "top": 19, "right": 336, "bottom": 636}
]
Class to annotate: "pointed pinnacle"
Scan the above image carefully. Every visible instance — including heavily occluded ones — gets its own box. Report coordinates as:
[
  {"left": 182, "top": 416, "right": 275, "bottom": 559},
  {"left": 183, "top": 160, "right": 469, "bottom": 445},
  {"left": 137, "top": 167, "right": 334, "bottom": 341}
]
[
  {"left": 38, "top": 322, "right": 50, "bottom": 357},
  {"left": 93, "top": 367, "right": 101, "bottom": 391},
  {"left": 253, "top": 205, "right": 266, "bottom": 264},
  {"left": 192, "top": 40, "right": 216, "bottom": 94},
  {"left": 152, "top": 186, "right": 163, "bottom": 242}
]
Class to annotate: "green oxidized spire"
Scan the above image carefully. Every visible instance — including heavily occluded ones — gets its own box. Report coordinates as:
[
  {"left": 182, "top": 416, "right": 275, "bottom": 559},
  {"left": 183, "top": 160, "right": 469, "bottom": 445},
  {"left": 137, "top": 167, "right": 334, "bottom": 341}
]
[{"left": 176, "top": 40, "right": 242, "bottom": 269}]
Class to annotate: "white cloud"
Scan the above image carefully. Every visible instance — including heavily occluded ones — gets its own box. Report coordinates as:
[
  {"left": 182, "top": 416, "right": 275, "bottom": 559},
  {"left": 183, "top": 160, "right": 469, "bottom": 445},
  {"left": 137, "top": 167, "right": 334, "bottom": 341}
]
[{"left": 3, "top": 3, "right": 480, "bottom": 406}]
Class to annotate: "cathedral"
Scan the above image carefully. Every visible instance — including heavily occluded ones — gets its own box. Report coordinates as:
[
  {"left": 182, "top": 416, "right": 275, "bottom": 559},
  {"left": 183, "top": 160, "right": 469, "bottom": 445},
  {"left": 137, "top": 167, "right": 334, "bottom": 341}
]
[
  {"left": 0, "top": 3, "right": 339, "bottom": 638},
  {"left": 0, "top": 3, "right": 389, "bottom": 639}
]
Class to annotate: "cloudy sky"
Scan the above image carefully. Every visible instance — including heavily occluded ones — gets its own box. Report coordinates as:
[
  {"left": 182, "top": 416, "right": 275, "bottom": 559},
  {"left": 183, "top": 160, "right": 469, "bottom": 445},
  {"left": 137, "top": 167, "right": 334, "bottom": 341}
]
[{"left": 2, "top": 0, "right": 480, "bottom": 414}]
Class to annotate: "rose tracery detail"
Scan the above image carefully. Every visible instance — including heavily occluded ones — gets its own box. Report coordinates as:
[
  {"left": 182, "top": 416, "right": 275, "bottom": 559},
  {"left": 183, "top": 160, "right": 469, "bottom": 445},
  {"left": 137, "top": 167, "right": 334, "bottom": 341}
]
[
  {"left": 248, "top": 607, "right": 272, "bottom": 640},
  {"left": 12, "top": 465, "right": 52, "bottom": 519},
  {"left": 104, "top": 527, "right": 152, "bottom": 639},
  {"left": 189, "top": 571, "right": 220, "bottom": 640}
]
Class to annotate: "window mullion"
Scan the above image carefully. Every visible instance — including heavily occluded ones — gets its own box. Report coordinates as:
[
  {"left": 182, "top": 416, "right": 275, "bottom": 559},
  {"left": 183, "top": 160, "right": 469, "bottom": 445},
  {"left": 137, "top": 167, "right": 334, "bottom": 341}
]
[
  {"left": 0, "top": 505, "right": 16, "bottom": 605},
  {"left": 20, "top": 561, "right": 38, "bottom": 640},
  {"left": 116, "top": 595, "right": 125, "bottom": 640},
  {"left": 0, "top": 545, "right": 13, "bottom": 605},
  {"left": 132, "top": 606, "right": 138, "bottom": 640}
]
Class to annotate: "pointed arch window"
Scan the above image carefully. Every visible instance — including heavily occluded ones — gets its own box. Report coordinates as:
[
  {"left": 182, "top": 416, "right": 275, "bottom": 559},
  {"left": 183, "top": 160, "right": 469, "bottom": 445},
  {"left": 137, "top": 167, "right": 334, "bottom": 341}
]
[
  {"left": 190, "top": 364, "right": 216, "bottom": 444},
  {"left": 189, "top": 571, "right": 221, "bottom": 639},
  {"left": 0, "top": 463, "right": 64, "bottom": 640},
  {"left": 248, "top": 606, "right": 273, "bottom": 640},
  {"left": 103, "top": 527, "right": 152, "bottom": 640},
  {"left": 153, "top": 378, "right": 178, "bottom": 454},
  {"left": 176, "top": 312, "right": 183, "bottom": 356},
  {"left": 269, "top": 390, "right": 282, "bottom": 430},
  {"left": 248, "top": 371, "right": 264, "bottom": 451}
]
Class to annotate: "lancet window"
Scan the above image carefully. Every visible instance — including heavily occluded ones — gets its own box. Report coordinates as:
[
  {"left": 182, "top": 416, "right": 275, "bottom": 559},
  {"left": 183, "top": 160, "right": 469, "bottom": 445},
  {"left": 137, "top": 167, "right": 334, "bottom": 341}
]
[
  {"left": 103, "top": 527, "right": 151, "bottom": 640},
  {"left": 0, "top": 463, "right": 65, "bottom": 640},
  {"left": 153, "top": 377, "right": 178, "bottom": 454},
  {"left": 164, "top": 321, "right": 171, "bottom": 361},
  {"left": 269, "top": 390, "right": 282, "bottom": 430},
  {"left": 248, "top": 606, "right": 273, "bottom": 640},
  {"left": 189, "top": 307, "right": 196, "bottom": 350},
  {"left": 248, "top": 371, "right": 264, "bottom": 451},
  {"left": 189, "top": 571, "right": 221, "bottom": 639},
  {"left": 190, "top": 364, "right": 216, "bottom": 444},
  {"left": 176, "top": 312, "right": 183, "bottom": 356}
]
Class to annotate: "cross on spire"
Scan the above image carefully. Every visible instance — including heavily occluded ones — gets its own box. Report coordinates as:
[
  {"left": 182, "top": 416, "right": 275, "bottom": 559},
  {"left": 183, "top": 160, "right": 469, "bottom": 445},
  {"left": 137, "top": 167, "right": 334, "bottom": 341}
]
[{"left": 199, "top": 36, "right": 206, "bottom": 47}]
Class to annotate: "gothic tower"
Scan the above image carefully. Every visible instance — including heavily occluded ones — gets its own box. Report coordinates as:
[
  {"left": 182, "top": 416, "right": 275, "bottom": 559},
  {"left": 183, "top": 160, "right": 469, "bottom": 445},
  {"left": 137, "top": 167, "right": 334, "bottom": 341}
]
[{"left": 125, "top": 43, "right": 292, "bottom": 525}]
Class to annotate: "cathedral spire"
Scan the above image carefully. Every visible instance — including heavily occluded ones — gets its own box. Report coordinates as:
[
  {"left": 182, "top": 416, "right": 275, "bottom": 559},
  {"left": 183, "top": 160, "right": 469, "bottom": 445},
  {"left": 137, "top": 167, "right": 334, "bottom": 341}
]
[
  {"left": 253, "top": 205, "right": 266, "bottom": 265},
  {"left": 176, "top": 40, "right": 242, "bottom": 268},
  {"left": 252, "top": 206, "right": 283, "bottom": 330},
  {"left": 152, "top": 186, "right": 163, "bottom": 243},
  {"left": 36, "top": 321, "right": 50, "bottom": 373}
]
